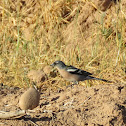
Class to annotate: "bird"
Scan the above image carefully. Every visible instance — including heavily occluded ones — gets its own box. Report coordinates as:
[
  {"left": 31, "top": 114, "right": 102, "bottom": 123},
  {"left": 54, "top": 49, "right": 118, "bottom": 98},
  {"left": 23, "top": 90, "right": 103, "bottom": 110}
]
[
  {"left": 19, "top": 86, "right": 40, "bottom": 112},
  {"left": 51, "top": 60, "right": 111, "bottom": 84}
]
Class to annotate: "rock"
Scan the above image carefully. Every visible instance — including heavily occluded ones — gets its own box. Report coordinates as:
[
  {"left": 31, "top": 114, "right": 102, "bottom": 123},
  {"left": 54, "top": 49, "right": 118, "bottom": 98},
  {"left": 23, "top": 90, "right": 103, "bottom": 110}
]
[
  {"left": 28, "top": 70, "right": 46, "bottom": 83},
  {"left": 43, "top": 65, "right": 52, "bottom": 75},
  {"left": 19, "top": 87, "right": 40, "bottom": 110}
]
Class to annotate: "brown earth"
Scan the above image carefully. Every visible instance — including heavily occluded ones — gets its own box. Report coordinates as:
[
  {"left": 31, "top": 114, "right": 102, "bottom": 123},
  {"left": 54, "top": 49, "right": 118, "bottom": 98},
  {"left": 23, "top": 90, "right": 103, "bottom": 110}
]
[{"left": 0, "top": 83, "right": 126, "bottom": 126}]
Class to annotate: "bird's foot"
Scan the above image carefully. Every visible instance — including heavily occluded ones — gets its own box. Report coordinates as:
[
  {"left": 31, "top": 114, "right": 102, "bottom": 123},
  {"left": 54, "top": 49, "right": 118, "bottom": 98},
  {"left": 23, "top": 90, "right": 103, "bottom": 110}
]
[{"left": 66, "top": 81, "right": 78, "bottom": 88}]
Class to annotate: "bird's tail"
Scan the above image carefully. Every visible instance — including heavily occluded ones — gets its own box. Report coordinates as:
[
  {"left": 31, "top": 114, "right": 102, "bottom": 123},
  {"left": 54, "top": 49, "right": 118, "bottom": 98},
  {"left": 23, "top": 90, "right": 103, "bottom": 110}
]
[{"left": 87, "top": 76, "right": 112, "bottom": 83}]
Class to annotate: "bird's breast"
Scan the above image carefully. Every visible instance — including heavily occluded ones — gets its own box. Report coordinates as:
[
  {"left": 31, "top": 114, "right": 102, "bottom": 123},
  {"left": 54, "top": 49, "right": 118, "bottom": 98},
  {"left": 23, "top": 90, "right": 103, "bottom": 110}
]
[{"left": 57, "top": 68, "right": 81, "bottom": 81}]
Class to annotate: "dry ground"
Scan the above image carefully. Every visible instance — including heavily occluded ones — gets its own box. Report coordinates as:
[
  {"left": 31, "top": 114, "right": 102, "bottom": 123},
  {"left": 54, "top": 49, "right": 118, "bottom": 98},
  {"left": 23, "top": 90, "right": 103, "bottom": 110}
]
[{"left": 0, "top": 83, "right": 126, "bottom": 126}]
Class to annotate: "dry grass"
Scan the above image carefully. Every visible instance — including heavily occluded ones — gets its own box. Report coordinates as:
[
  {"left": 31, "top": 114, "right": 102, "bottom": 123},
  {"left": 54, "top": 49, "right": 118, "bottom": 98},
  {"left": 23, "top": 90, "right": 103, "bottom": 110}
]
[{"left": 0, "top": 0, "right": 126, "bottom": 88}]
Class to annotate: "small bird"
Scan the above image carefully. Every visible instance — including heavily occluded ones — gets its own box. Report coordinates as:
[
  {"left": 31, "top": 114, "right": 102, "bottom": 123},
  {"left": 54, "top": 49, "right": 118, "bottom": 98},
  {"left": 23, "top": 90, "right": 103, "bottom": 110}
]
[{"left": 51, "top": 61, "right": 111, "bottom": 84}]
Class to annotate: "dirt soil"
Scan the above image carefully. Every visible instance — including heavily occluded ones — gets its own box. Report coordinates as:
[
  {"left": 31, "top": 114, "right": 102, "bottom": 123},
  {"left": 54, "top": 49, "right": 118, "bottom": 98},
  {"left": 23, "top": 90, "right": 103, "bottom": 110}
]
[{"left": 0, "top": 83, "right": 126, "bottom": 126}]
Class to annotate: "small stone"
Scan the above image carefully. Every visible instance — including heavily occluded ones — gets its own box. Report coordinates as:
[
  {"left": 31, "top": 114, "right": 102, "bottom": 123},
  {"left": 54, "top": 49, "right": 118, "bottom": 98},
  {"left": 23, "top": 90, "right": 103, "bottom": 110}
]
[
  {"left": 19, "top": 87, "right": 40, "bottom": 110},
  {"left": 43, "top": 65, "right": 52, "bottom": 75},
  {"left": 28, "top": 70, "right": 46, "bottom": 83}
]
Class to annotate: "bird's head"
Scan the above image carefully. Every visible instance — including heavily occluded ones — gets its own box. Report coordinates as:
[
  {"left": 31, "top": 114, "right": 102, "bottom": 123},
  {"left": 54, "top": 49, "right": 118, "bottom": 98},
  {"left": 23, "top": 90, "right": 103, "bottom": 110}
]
[{"left": 50, "top": 61, "right": 66, "bottom": 69}]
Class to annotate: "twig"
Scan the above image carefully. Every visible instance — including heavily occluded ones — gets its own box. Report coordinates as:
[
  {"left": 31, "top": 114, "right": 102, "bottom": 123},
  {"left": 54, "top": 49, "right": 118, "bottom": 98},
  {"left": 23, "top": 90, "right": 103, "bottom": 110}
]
[
  {"left": 30, "top": 120, "right": 39, "bottom": 126},
  {"left": 81, "top": 96, "right": 91, "bottom": 105},
  {"left": 0, "top": 110, "right": 26, "bottom": 119}
]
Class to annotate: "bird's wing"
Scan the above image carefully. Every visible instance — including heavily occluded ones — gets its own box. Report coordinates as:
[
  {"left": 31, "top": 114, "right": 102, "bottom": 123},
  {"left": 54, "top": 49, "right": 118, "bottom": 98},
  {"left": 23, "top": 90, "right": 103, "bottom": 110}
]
[{"left": 66, "top": 65, "right": 92, "bottom": 75}]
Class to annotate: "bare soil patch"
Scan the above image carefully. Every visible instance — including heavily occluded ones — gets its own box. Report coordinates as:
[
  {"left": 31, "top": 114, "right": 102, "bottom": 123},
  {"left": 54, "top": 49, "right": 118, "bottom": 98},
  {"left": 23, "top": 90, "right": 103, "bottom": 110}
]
[{"left": 0, "top": 83, "right": 126, "bottom": 126}]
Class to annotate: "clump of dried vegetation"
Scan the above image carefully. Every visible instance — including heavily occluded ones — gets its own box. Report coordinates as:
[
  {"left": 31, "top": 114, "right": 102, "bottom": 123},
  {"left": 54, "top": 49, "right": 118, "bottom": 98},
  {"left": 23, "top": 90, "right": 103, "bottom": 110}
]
[{"left": 0, "top": 0, "right": 126, "bottom": 88}]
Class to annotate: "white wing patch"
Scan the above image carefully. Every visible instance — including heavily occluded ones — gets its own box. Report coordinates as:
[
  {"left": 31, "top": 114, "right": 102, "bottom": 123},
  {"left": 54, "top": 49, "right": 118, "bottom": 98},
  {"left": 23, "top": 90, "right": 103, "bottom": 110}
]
[
  {"left": 66, "top": 65, "right": 79, "bottom": 73},
  {"left": 66, "top": 65, "right": 92, "bottom": 75},
  {"left": 66, "top": 68, "right": 78, "bottom": 72}
]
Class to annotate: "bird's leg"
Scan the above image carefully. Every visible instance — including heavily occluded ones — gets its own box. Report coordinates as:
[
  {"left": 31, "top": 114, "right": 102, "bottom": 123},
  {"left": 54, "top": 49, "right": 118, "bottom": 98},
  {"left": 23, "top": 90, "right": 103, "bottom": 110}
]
[
  {"left": 66, "top": 81, "right": 79, "bottom": 88},
  {"left": 70, "top": 81, "right": 79, "bottom": 88},
  {"left": 72, "top": 81, "right": 78, "bottom": 85}
]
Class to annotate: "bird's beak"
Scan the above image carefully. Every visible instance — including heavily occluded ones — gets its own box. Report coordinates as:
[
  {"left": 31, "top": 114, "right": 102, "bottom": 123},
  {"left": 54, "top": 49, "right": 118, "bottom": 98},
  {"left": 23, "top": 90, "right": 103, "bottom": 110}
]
[{"left": 50, "top": 63, "right": 55, "bottom": 67}]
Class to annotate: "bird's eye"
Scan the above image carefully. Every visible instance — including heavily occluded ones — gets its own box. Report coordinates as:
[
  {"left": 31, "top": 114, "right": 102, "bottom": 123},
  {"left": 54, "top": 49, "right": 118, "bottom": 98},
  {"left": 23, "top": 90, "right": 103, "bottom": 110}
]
[{"left": 55, "top": 61, "right": 59, "bottom": 64}]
